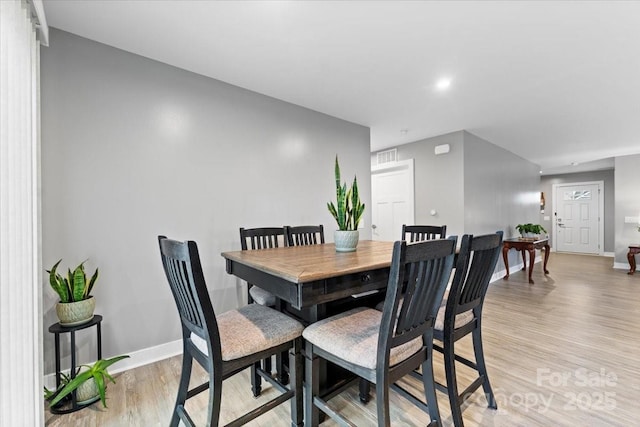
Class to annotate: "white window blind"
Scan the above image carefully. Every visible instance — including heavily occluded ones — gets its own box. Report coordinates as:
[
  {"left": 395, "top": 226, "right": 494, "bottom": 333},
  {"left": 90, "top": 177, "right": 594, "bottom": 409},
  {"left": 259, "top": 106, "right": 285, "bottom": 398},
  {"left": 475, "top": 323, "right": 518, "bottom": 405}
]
[{"left": 0, "top": 0, "right": 46, "bottom": 425}]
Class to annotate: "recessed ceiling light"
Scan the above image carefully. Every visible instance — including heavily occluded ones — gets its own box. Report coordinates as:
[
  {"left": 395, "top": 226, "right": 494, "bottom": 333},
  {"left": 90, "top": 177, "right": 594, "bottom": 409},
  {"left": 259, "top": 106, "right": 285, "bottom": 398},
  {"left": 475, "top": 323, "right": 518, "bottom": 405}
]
[{"left": 435, "top": 78, "right": 452, "bottom": 91}]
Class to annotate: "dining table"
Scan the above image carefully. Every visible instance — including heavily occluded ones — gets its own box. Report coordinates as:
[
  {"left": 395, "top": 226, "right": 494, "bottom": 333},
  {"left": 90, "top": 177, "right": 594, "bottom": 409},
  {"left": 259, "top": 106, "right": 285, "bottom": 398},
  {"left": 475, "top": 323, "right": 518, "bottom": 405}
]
[
  {"left": 222, "top": 240, "right": 395, "bottom": 401},
  {"left": 221, "top": 240, "right": 395, "bottom": 322}
]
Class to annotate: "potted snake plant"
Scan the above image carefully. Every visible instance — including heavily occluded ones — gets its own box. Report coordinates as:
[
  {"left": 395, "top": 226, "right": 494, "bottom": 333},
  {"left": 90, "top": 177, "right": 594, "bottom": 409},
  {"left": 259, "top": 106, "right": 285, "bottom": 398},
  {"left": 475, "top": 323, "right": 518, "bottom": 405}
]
[
  {"left": 327, "top": 155, "right": 365, "bottom": 252},
  {"left": 47, "top": 259, "right": 99, "bottom": 326}
]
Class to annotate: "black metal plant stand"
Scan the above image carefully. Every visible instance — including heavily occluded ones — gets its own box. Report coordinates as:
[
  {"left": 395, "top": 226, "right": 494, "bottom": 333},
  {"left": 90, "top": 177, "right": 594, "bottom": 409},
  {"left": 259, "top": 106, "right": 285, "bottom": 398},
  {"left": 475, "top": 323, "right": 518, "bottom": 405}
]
[{"left": 48, "top": 315, "right": 103, "bottom": 414}]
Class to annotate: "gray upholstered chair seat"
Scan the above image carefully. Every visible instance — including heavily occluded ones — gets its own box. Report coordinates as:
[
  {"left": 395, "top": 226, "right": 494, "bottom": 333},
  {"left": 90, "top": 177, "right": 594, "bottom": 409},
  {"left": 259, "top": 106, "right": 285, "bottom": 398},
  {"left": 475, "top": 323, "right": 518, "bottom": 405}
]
[
  {"left": 192, "top": 304, "right": 303, "bottom": 361},
  {"left": 302, "top": 307, "right": 423, "bottom": 370},
  {"left": 249, "top": 285, "right": 277, "bottom": 306},
  {"left": 434, "top": 289, "right": 474, "bottom": 332}
]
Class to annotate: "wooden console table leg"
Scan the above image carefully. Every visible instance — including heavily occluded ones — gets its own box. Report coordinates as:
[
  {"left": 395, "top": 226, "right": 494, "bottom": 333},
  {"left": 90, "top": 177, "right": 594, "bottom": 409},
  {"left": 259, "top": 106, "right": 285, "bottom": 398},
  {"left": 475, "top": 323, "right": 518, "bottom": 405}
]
[
  {"left": 628, "top": 250, "right": 637, "bottom": 275},
  {"left": 502, "top": 245, "right": 510, "bottom": 280},
  {"left": 520, "top": 249, "right": 527, "bottom": 271},
  {"left": 527, "top": 247, "right": 536, "bottom": 284},
  {"left": 543, "top": 244, "right": 550, "bottom": 274}
]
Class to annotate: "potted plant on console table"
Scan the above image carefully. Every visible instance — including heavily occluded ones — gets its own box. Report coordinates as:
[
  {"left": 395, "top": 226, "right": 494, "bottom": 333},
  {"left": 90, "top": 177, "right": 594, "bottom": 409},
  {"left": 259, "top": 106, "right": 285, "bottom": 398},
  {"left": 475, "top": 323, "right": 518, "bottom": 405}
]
[
  {"left": 327, "top": 155, "right": 365, "bottom": 252},
  {"left": 516, "top": 223, "right": 547, "bottom": 240}
]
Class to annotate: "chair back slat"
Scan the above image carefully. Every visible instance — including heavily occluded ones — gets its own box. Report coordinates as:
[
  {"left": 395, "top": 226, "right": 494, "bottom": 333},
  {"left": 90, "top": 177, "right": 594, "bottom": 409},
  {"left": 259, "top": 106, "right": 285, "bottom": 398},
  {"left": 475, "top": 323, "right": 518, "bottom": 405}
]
[
  {"left": 402, "top": 224, "right": 447, "bottom": 242},
  {"left": 285, "top": 225, "right": 325, "bottom": 247},
  {"left": 166, "top": 257, "right": 202, "bottom": 328},
  {"left": 450, "top": 231, "right": 503, "bottom": 315},
  {"left": 240, "top": 227, "right": 286, "bottom": 250},
  {"left": 379, "top": 237, "right": 457, "bottom": 352},
  {"left": 158, "top": 236, "right": 221, "bottom": 353}
]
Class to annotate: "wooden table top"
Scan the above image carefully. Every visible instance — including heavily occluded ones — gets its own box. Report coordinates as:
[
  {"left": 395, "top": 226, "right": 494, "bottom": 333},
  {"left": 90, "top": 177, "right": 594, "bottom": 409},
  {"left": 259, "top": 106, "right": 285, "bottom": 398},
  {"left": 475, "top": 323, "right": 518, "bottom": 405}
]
[
  {"left": 503, "top": 237, "right": 549, "bottom": 244},
  {"left": 221, "top": 240, "right": 395, "bottom": 284}
]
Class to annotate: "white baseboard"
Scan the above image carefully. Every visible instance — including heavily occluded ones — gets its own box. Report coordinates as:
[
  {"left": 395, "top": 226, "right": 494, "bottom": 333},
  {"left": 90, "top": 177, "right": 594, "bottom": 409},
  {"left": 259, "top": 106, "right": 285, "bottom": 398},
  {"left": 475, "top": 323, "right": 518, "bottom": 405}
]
[
  {"left": 490, "top": 260, "right": 527, "bottom": 284},
  {"left": 44, "top": 339, "right": 183, "bottom": 389},
  {"left": 40, "top": 255, "right": 544, "bottom": 388},
  {"left": 613, "top": 262, "right": 631, "bottom": 270},
  {"left": 603, "top": 252, "right": 615, "bottom": 257}
]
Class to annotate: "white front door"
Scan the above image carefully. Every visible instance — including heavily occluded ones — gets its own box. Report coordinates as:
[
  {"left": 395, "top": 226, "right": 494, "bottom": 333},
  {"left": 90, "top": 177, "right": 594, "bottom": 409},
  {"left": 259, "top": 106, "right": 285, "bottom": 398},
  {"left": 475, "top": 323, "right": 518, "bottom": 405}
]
[
  {"left": 553, "top": 182, "right": 602, "bottom": 254},
  {"left": 371, "top": 160, "right": 415, "bottom": 241}
]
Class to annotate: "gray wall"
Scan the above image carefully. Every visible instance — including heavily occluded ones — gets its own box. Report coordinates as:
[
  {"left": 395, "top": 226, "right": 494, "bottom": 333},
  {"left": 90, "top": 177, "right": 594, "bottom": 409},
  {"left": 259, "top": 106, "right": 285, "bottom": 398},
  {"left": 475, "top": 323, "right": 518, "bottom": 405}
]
[
  {"left": 614, "top": 154, "right": 640, "bottom": 265},
  {"left": 41, "top": 29, "right": 371, "bottom": 373},
  {"left": 540, "top": 169, "right": 615, "bottom": 252},
  {"left": 372, "top": 130, "right": 541, "bottom": 269},
  {"left": 371, "top": 131, "right": 465, "bottom": 235},
  {"left": 463, "top": 132, "right": 540, "bottom": 238}
]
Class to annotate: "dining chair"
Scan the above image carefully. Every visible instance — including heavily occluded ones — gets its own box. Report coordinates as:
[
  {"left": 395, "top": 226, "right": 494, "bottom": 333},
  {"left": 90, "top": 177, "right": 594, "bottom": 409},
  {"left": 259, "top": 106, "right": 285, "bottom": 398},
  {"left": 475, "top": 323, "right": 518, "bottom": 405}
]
[
  {"left": 358, "top": 222, "right": 449, "bottom": 403},
  {"left": 303, "top": 237, "right": 457, "bottom": 427},
  {"left": 396, "top": 231, "right": 503, "bottom": 426},
  {"left": 284, "top": 225, "right": 325, "bottom": 247},
  {"left": 431, "top": 231, "right": 503, "bottom": 427},
  {"left": 402, "top": 224, "right": 447, "bottom": 242},
  {"left": 239, "top": 226, "right": 287, "bottom": 395},
  {"left": 158, "top": 236, "right": 304, "bottom": 427}
]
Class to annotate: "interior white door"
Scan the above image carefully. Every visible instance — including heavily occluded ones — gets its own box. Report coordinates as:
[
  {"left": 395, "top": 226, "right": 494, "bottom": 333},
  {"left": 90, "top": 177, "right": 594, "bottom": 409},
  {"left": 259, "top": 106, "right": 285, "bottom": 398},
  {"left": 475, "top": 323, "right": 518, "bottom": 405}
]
[
  {"left": 371, "top": 160, "right": 414, "bottom": 241},
  {"left": 554, "top": 183, "right": 601, "bottom": 254}
]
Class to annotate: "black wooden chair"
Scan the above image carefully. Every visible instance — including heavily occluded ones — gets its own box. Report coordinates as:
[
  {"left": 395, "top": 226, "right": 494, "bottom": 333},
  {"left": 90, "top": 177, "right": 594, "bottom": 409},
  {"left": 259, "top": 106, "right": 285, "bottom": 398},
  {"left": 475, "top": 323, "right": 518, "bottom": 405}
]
[
  {"left": 430, "top": 231, "right": 503, "bottom": 427},
  {"left": 239, "top": 227, "right": 286, "bottom": 307},
  {"left": 395, "top": 231, "right": 502, "bottom": 426},
  {"left": 158, "top": 236, "right": 303, "bottom": 427},
  {"left": 303, "top": 237, "right": 458, "bottom": 427},
  {"left": 284, "top": 224, "right": 325, "bottom": 246},
  {"left": 402, "top": 224, "right": 447, "bottom": 242},
  {"left": 358, "top": 222, "right": 450, "bottom": 403},
  {"left": 239, "top": 226, "right": 287, "bottom": 395}
]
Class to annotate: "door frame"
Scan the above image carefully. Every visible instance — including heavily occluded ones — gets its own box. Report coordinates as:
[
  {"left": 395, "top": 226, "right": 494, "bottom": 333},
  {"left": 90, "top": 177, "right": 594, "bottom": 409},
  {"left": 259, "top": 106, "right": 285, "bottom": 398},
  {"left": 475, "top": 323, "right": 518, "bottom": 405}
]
[
  {"left": 371, "top": 159, "right": 415, "bottom": 240},
  {"left": 551, "top": 180, "right": 604, "bottom": 255}
]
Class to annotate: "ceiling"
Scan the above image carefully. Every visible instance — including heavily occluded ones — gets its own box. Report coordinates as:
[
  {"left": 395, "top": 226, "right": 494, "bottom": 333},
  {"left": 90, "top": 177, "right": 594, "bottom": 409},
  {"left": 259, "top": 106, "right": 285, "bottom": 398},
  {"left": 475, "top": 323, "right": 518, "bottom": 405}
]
[{"left": 43, "top": 1, "right": 640, "bottom": 175}]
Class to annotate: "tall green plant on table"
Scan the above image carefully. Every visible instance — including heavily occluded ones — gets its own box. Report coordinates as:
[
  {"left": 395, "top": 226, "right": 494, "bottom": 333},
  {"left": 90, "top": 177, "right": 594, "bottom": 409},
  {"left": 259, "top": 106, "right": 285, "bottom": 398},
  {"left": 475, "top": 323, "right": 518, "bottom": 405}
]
[
  {"left": 327, "top": 156, "right": 365, "bottom": 252},
  {"left": 45, "top": 354, "right": 130, "bottom": 408},
  {"left": 327, "top": 156, "right": 365, "bottom": 231},
  {"left": 47, "top": 259, "right": 99, "bottom": 325}
]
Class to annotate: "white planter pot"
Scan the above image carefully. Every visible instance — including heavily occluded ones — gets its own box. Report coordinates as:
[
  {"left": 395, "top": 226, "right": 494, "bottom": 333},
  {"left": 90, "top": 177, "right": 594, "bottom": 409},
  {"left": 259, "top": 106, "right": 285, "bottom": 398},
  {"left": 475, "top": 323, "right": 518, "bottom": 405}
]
[
  {"left": 334, "top": 230, "right": 359, "bottom": 252},
  {"left": 75, "top": 377, "right": 100, "bottom": 404},
  {"left": 55, "top": 296, "right": 95, "bottom": 326},
  {"left": 521, "top": 232, "right": 540, "bottom": 239}
]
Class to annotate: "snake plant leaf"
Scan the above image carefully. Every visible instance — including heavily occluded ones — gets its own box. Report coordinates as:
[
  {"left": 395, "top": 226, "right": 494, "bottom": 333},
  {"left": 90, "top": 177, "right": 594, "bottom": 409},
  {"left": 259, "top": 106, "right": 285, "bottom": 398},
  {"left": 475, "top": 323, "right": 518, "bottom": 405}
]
[
  {"left": 328, "top": 202, "right": 339, "bottom": 222},
  {"left": 47, "top": 259, "right": 70, "bottom": 303},
  {"left": 334, "top": 155, "right": 341, "bottom": 194},
  {"left": 66, "top": 268, "right": 75, "bottom": 301},
  {"left": 72, "top": 263, "right": 87, "bottom": 301},
  {"left": 87, "top": 268, "right": 99, "bottom": 297}
]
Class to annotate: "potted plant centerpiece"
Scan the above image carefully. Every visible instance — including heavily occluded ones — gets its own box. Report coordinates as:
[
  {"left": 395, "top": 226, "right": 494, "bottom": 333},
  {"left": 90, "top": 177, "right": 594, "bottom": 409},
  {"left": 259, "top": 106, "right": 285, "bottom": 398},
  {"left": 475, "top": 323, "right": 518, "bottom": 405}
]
[
  {"left": 327, "top": 156, "right": 365, "bottom": 252},
  {"left": 44, "top": 354, "right": 129, "bottom": 409},
  {"left": 516, "top": 223, "right": 547, "bottom": 240},
  {"left": 47, "top": 259, "right": 99, "bottom": 326}
]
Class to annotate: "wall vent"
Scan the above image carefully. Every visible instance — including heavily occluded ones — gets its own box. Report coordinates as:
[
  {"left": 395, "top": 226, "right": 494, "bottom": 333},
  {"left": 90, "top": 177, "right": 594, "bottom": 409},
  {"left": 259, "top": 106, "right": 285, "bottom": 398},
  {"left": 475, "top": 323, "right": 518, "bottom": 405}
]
[{"left": 376, "top": 149, "right": 397, "bottom": 165}]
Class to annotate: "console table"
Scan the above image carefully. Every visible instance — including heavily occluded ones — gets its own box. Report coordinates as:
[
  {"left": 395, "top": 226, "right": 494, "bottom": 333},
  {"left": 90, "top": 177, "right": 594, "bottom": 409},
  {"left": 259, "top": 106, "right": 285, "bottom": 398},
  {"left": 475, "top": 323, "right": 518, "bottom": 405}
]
[
  {"left": 628, "top": 245, "right": 640, "bottom": 275},
  {"left": 502, "top": 238, "right": 550, "bottom": 284},
  {"left": 48, "top": 315, "right": 102, "bottom": 414}
]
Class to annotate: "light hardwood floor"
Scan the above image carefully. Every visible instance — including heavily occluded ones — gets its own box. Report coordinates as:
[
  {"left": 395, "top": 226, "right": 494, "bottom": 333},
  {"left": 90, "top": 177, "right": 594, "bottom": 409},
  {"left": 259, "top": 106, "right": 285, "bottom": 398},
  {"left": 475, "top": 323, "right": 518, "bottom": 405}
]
[{"left": 45, "top": 253, "right": 640, "bottom": 426}]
